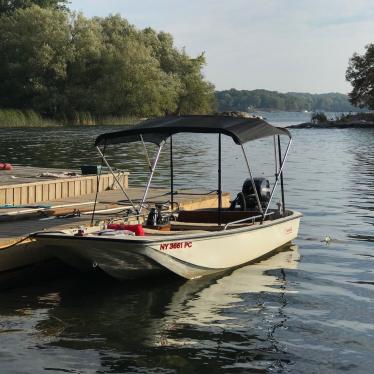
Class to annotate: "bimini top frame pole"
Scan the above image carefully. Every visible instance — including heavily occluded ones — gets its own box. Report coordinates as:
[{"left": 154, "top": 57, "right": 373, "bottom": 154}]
[
  {"left": 240, "top": 144, "right": 263, "bottom": 216},
  {"left": 278, "top": 135, "right": 286, "bottom": 216},
  {"left": 263, "top": 138, "right": 292, "bottom": 219},
  {"left": 140, "top": 134, "right": 152, "bottom": 172},
  {"left": 139, "top": 140, "right": 165, "bottom": 213},
  {"left": 96, "top": 145, "right": 137, "bottom": 212}
]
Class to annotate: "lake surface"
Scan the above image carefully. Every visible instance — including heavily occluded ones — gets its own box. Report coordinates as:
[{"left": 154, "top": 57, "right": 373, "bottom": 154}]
[{"left": 0, "top": 113, "right": 374, "bottom": 373}]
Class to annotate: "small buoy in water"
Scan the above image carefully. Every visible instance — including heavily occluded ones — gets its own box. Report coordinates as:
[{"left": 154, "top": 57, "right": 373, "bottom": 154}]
[
  {"left": 92, "top": 261, "right": 98, "bottom": 268},
  {"left": 322, "top": 235, "right": 332, "bottom": 245}
]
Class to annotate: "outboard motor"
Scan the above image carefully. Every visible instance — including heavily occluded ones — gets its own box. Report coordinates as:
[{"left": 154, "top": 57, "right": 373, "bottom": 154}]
[
  {"left": 146, "top": 203, "right": 171, "bottom": 226},
  {"left": 231, "top": 177, "right": 271, "bottom": 210}
]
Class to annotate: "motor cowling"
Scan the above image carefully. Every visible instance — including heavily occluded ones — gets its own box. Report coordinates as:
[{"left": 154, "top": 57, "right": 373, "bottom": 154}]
[
  {"left": 242, "top": 177, "right": 271, "bottom": 209},
  {"left": 231, "top": 177, "right": 271, "bottom": 210}
]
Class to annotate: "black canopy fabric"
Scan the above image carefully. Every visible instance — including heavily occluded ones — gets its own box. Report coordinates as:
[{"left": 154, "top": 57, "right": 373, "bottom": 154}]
[{"left": 95, "top": 115, "right": 291, "bottom": 146}]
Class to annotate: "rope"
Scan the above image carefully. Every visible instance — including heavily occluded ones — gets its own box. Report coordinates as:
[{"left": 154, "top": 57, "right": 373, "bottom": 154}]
[
  {"left": 0, "top": 234, "right": 33, "bottom": 250},
  {"left": 172, "top": 190, "right": 217, "bottom": 196},
  {"left": 0, "top": 230, "right": 72, "bottom": 250}
]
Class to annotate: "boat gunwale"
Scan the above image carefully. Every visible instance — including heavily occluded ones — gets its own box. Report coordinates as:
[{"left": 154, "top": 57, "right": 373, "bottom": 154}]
[{"left": 33, "top": 210, "right": 302, "bottom": 245}]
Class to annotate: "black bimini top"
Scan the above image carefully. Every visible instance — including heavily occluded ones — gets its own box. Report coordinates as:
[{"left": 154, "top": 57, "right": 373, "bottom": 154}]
[{"left": 95, "top": 115, "right": 291, "bottom": 147}]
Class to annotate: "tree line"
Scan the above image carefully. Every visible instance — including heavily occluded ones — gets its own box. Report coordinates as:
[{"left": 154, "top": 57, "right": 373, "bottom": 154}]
[
  {"left": 2, "top": 0, "right": 370, "bottom": 124},
  {"left": 216, "top": 89, "right": 358, "bottom": 112},
  {"left": 0, "top": 0, "right": 216, "bottom": 121}
]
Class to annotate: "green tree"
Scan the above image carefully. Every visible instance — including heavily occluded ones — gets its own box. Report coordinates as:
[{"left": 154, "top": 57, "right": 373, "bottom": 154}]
[
  {"left": 59, "top": 14, "right": 182, "bottom": 117},
  {"left": 346, "top": 44, "right": 374, "bottom": 109},
  {"left": 0, "top": 6, "right": 215, "bottom": 119},
  {"left": 0, "top": 5, "right": 71, "bottom": 114},
  {"left": 141, "top": 30, "right": 216, "bottom": 114},
  {"left": 91, "top": 38, "right": 181, "bottom": 116},
  {"left": 0, "top": 0, "right": 68, "bottom": 15},
  {"left": 62, "top": 14, "right": 105, "bottom": 115},
  {"left": 311, "top": 111, "right": 328, "bottom": 124},
  {"left": 174, "top": 53, "right": 215, "bottom": 114}
]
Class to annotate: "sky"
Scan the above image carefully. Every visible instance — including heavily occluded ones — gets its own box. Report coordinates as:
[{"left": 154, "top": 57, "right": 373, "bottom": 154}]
[{"left": 69, "top": 0, "right": 374, "bottom": 94}]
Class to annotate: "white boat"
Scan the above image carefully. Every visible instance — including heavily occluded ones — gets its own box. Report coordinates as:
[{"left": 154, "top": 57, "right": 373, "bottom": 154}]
[{"left": 33, "top": 114, "right": 302, "bottom": 280}]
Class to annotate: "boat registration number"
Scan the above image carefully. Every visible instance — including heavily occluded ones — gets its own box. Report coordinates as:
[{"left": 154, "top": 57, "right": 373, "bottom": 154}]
[
  {"left": 285, "top": 226, "right": 293, "bottom": 234},
  {"left": 159, "top": 241, "right": 192, "bottom": 250}
]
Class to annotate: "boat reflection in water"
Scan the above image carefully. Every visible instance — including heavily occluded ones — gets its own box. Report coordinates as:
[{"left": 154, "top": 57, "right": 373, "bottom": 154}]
[
  {"left": 159, "top": 245, "right": 300, "bottom": 331},
  {"left": 147, "top": 244, "right": 300, "bottom": 354},
  {"left": 26, "top": 245, "right": 300, "bottom": 372}
]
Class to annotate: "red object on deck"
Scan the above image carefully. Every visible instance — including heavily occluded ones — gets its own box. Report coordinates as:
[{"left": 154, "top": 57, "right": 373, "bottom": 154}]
[
  {"left": 0, "top": 163, "right": 12, "bottom": 171},
  {"left": 107, "top": 223, "right": 145, "bottom": 236}
]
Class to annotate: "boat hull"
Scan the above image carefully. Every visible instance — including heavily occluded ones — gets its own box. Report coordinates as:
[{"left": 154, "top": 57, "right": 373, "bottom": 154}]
[
  {"left": 34, "top": 211, "right": 302, "bottom": 280},
  {"left": 0, "top": 238, "right": 52, "bottom": 274}
]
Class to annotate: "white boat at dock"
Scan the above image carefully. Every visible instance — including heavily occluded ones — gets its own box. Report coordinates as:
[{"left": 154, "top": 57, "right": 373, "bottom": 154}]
[{"left": 33, "top": 114, "right": 302, "bottom": 280}]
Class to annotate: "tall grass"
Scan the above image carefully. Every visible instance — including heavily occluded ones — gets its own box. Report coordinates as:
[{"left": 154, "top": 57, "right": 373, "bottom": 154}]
[
  {"left": 95, "top": 115, "right": 142, "bottom": 126},
  {"left": 0, "top": 109, "right": 143, "bottom": 127},
  {"left": 0, "top": 109, "right": 59, "bottom": 127},
  {"left": 58, "top": 112, "right": 142, "bottom": 126}
]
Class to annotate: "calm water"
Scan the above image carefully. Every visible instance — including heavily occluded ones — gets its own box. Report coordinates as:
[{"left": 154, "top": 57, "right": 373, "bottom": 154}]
[{"left": 0, "top": 113, "right": 374, "bottom": 373}]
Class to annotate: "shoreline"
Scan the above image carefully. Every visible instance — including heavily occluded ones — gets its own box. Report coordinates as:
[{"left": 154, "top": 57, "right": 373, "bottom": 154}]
[
  {"left": 0, "top": 122, "right": 138, "bottom": 128},
  {"left": 287, "top": 121, "right": 374, "bottom": 129},
  {"left": 0, "top": 109, "right": 141, "bottom": 128}
]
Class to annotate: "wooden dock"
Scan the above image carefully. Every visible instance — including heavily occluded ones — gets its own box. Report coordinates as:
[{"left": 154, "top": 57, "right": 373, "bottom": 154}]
[{"left": 0, "top": 165, "right": 128, "bottom": 205}]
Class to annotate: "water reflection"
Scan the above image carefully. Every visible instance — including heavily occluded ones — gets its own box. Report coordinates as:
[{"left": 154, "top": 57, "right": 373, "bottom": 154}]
[
  {"left": 18, "top": 246, "right": 298, "bottom": 372},
  {"left": 343, "top": 129, "right": 374, "bottom": 240},
  {"left": 0, "top": 246, "right": 299, "bottom": 372},
  {"left": 161, "top": 246, "right": 299, "bottom": 330}
]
